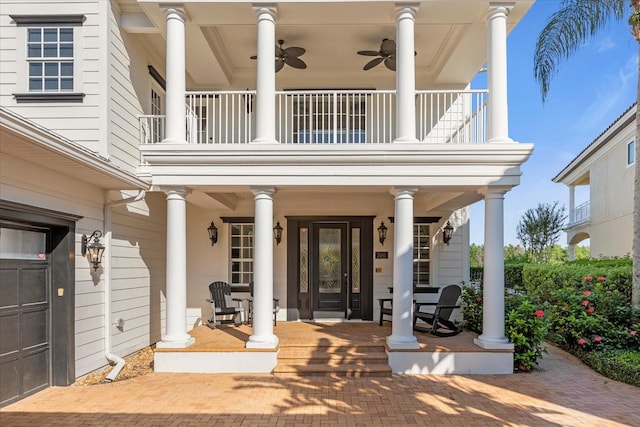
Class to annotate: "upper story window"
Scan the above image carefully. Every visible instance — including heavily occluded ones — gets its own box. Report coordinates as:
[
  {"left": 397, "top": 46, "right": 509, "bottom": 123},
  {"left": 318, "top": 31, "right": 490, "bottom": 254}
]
[
  {"left": 11, "top": 15, "right": 85, "bottom": 103},
  {"left": 27, "top": 27, "right": 74, "bottom": 92},
  {"left": 628, "top": 140, "right": 635, "bottom": 166}
]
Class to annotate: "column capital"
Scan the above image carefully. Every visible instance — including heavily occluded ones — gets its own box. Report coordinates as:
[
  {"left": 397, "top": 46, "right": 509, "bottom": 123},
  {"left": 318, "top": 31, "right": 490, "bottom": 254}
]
[
  {"left": 390, "top": 187, "right": 418, "bottom": 198},
  {"left": 251, "top": 187, "right": 276, "bottom": 199},
  {"left": 479, "top": 188, "right": 507, "bottom": 199},
  {"left": 161, "top": 187, "right": 191, "bottom": 199},
  {"left": 487, "top": 2, "right": 514, "bottom": 19},
  {"left": 395, "top": 3, "right": 419, "bottom": 18},
  {"left": 161, "top": 5, "right": 187, "bottom": 21},
  {"left": 253, "top": 4, "right": 278, "bottom": 21}
]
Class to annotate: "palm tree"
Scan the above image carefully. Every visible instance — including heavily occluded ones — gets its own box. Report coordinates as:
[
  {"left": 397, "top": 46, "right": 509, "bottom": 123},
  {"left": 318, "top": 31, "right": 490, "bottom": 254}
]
[{"left": 534, "top": 0, "right": 640, "bottom": 310}]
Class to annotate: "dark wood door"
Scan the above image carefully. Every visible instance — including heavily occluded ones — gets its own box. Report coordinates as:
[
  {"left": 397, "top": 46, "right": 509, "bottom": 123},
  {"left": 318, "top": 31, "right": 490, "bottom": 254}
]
[
  {"left": 0, "top": 249, "right": 50, "bottom": 407},
  {"left": 312, "top": 223, "right": 348, "bottom": 315}
]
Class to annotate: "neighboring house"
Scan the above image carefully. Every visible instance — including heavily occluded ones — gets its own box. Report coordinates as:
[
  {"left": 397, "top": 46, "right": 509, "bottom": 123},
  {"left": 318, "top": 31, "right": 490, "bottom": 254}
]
[
  {"left": 0, "top": 0, "right": 534, "bottom": 405},
  {"left": 553, "top": 103, "right": 637, "bottom": 260}
]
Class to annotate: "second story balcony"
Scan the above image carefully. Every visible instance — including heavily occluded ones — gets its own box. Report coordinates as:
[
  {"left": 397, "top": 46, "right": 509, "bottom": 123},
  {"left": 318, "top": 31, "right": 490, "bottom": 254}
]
[
  {"left": 140, "top": 89, "right": 487, "bottom": 146},
  {"left": 567, "top": 201, "right": 590, "bottom": 228}
]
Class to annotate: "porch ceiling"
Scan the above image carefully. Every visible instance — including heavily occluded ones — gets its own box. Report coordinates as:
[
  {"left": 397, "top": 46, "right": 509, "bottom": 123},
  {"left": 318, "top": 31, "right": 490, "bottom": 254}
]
[{"left": 121, "top": 0, "right": 533, "bottom": 89}]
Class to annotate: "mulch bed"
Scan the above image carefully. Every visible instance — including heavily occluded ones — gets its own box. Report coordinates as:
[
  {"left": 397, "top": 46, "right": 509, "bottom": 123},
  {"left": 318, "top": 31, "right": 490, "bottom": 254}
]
[{"left": 73, "top": 346, "right": 155, "bottom": 386}]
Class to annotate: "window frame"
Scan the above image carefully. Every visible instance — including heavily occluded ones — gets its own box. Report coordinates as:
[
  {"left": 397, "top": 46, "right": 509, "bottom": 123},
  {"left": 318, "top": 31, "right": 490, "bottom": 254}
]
[
  {"left": 228, "top": 222, "right": 254, "bottom": 292},
  {"left": 627, "top": 140, "right": 635, "bottom": 167},
  {"left": 413, "top": 223, "right": 431, "bottom": 289},
  {"left": 11, "top": 14, "right": 85, "bottom": 103}
]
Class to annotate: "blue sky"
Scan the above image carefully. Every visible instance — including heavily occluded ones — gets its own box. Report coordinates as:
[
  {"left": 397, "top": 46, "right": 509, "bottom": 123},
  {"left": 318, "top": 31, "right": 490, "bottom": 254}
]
[{"left": 469, "top": 0, "right": 638, "bottom": 245}]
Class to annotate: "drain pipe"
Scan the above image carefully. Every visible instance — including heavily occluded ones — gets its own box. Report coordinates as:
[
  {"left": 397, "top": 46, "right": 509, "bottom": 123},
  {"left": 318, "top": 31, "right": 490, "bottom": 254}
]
[{"left": 103, "top": 190, "right": 146, "bottom": 382}]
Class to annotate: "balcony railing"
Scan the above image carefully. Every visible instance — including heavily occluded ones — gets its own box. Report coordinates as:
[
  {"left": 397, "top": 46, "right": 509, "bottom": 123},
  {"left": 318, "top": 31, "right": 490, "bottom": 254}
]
[
  {"left": 568, "top": 201, "right": 590, "bottom": 227},
  {"left": 139, "top": 89, "right": 487, "bottom": 145}
]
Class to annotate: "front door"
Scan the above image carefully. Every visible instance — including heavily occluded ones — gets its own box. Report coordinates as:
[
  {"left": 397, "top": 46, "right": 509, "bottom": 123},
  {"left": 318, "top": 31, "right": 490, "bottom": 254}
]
[
  {"left": 287, "top": 217, "right": 373, "bottom": 321},
  {"left": 312, "top": 223, "right": 347, "bottom": 317}
]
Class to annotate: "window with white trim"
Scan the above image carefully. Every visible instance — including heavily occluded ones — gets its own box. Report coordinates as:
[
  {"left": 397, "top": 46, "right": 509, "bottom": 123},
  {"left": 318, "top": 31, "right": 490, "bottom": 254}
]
[
  {"left": 413, "top": 224, "right": 430, "bottom": 287},
  {"left": 27, "top": 27, "right": 74, "bottom": 92},
  {"left": 230, "top": 223, "right": 253, "bottom": 288},
  {"left": 628, "top": 140, "right": 635, "bottom": 166}
]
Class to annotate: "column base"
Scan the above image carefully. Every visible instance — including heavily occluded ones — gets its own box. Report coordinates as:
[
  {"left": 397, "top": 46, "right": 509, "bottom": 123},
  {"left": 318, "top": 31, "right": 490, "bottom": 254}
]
[
  {"left": 246, "top": 334, "right": 279, "bottom": 349},
  {"left": 387, "top": 335, "right": 419, "bottom": 350},
  {"left": 250, "top": 138, "right": 279, "bottom": 144},
  {"left": 486, "top": 137, "right": 514, "bottom": 143},
  {"left": 474, "top": 336, "right": 514, "bottom": 350},
  {"left": 160, "top": 138, "right": 188, "bottom": 144},
  {"left": 392, "top": 137, "right": 419, "bottom": 144},
  {"left": 156, "top": 335, "right": 195, "bottom": 349}
]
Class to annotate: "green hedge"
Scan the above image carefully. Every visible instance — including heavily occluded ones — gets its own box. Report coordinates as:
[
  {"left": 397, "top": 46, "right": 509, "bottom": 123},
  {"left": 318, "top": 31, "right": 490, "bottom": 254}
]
[
  {"left": 581, "top": 349, "right": 640, "bottom": 387},
  {"left": 468, "top": 264, "right": 524, "bottom": 289}
]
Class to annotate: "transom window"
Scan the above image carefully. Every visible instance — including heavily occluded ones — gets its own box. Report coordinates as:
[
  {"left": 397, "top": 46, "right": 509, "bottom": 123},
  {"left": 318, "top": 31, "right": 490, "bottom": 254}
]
[
  {"left": 628, "top": 140, "right": 635, "bottom": 166},
  {"left": 230, "top": 223, "right": 253, "bottom": 288},
  {"left": 27, "top": 27, "right": 74, "bottom": 92},
  {"left": 413, "top": 224, "right": 430, "bottom": 287}
]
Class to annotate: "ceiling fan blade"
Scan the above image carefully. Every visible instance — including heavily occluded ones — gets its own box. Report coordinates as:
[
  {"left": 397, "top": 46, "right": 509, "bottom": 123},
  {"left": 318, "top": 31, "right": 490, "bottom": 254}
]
[
  {"left": 363, "top": 57, "right": 384, "bottom": 70},
  {"left": 357, "top": 50, "right": 380, "bottom": 56},
  {"left": 285, "top": 56, "right": 307, "bottom": 69},
  {"left": 275, "top": 59, "right": 285, "bottom": 73},
  {"left": 284, "top": 46, "right": 305, "bottom": 57},
  {"left": 384, "top": 56, "right": 396, "bottom": 71},
  {"left": 250, "top": 55, "right": 257, "bottom": 60},
  {"left": 380, "top": 38, "right": 396, "bottom": 56}
]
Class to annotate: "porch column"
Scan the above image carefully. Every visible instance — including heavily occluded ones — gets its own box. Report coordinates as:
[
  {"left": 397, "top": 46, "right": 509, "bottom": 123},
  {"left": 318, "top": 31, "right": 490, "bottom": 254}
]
[
  {"left": 394, "top": 3, "right": 419, "bottom": 143},
  {"left": 157, "top": 187, "right": 194, "bottom": 348},
  {"left": 247, "top": 187, "right": 279, "bottom": 349},
  {"left": 162, "top": 6, "right": 186, "bottom": 144},
  {"left": 486, "top": 3, "right": 513, "bottom": 143},
  {"left": 475, "top": 189, "right": 513, "bottom": 350},
  {"left": 388, "top": 187, "right": 419, "bottom": 349},
  {"left": 252, "top": 5, "right": 278, "bottom": 144}
]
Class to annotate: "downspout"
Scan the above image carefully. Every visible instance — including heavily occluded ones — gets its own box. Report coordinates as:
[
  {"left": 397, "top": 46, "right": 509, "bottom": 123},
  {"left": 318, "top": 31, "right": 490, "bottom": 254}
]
[{"left": 103, "top": 190, "right": 146, "bottom": 382}]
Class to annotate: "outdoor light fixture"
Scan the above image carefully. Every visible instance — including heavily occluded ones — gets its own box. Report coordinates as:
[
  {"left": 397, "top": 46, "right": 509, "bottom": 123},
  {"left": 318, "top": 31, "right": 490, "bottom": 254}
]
[
  {"left": 273, "top": 221, "right": 283, "bottom": 245},
  {"left": 81, "top": 230, "right": 105, "bottom": 271},
  {"left": 442, "top": 221, "right": 454, "bottom": 245},
  {"left": 377, "top": 221, "right": 388, "bottom": 246},
  {"left": 207, "top": 221, "right": 218, "bottom": 246}
]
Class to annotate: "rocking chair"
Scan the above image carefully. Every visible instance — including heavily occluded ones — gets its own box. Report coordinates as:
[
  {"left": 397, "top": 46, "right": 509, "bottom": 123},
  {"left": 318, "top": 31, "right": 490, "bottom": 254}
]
[
  {"left": 206, "top": 281, "right": 244, "bottom": 327},
  {"left": 413, "top": 284, "right": 462, "bottom": 337}
]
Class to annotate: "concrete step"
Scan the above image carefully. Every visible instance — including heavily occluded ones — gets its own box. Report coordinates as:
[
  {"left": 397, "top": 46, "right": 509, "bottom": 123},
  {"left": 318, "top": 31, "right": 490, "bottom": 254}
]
[{"left": 274, "top": 362, "right": 392, "bottom": 377}]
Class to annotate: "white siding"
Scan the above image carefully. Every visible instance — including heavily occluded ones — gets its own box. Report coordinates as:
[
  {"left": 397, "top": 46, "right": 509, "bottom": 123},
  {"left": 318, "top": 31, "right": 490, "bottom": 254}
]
[
  {"left": 1, "top": 153, "right": 166, "bottom": 378},
  {"left": 0, "top": 1, "right": 105, "bottom": 155}
]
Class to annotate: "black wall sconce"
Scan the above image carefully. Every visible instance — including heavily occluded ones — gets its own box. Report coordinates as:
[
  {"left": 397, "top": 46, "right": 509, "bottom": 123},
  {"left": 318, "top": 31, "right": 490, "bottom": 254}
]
[
  {"left": 377, "top": 221, "right": 388, "bottom": 245},
  {"left": 443, "top": 221, "right": 454, "bottom": 245},
  {"left": 208, "top": 221, "right": 218, "bottom": 246},
  {"left": 81, "top": 230, "right": 105, "bottom": 271},
  {"left": 273, "top": 221, "right": 283, "bottom": 245}
]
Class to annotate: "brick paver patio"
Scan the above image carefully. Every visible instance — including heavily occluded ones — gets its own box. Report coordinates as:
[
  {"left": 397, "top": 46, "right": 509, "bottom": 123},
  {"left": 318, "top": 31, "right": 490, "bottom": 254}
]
[{"left": 1, "top": 343, "right": 638, "bottom": 426}]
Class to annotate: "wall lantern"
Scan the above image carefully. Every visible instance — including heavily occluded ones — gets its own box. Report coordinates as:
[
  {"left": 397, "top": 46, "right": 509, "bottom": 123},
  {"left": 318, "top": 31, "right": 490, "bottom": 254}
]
[
  {"left": 273, "top": 221, "right": 283, "bottom": 245},
  {"left": 377, "top": 221, "right": 388, "bottom": 245},
  {"left": 443, "top": 221, "right": 454, "bottom": 245},
  {"left": 81, "top": 230, "right": 105, "bottom": 271},
  {"left": 207, "top": 221, "right": 218, "bottom": 246}
]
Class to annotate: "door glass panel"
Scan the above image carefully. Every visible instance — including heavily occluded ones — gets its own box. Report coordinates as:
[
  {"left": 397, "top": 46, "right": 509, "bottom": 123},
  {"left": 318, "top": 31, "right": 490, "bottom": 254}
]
[
  {"left": 351, "top": 228, "right": 360, "bottom": 293},
  {"left": 299, "top": 227, "right": 309, "bottom": 293},
  {"left": 318, "top": 228, "right": 341, "bottom": 294},
  {"left": 0, "top": 228, "right": 46, "bottom": 260}
]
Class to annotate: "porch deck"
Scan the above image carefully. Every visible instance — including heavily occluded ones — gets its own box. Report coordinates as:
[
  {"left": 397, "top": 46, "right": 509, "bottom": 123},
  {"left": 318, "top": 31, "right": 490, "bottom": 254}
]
[{"left": 154, "top": 322, "right": 514, "bottom": 375}]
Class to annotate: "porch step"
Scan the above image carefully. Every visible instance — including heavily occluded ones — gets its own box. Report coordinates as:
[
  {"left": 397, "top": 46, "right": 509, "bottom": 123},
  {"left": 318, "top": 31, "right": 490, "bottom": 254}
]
[{"left": 274, "top": 344, "right": 391, "bottom": 377}]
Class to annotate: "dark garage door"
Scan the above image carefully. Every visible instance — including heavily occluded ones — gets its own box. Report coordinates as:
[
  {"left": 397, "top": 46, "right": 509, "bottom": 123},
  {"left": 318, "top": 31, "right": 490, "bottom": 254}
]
[{"left": 0, "top": 227, "right": 50, "bottom": 407}]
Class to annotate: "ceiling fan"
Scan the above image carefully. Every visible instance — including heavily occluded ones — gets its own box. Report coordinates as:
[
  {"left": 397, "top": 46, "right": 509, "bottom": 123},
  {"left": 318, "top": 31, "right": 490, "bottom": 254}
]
[
  {"left": 358, "top": 38, "right": 396, "bottom": 71},
  {"left": 251, "top": 39, "right": 307, "bottom": 72}
]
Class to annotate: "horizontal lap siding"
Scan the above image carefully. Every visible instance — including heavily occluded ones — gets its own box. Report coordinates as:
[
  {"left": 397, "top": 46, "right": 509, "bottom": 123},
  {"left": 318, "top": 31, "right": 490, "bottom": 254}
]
[
  {"left": 0, "top": 1, "right": 104, "bottom": 154},
  {"left": 107, "top": 5, "right": 148, "bottom": 173},
  {"left": 108, "top": 192, "right": 166, "bottom": 359}
]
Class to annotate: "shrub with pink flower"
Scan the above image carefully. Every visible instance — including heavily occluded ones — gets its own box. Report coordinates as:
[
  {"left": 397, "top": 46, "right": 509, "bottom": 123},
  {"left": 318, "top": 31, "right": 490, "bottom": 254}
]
[
  {"left": 583, "top": 290, "right": 592, "bottom": 297},
  {"left": 535, "top": 310, "right": 544, "bottom": 318},
  {"left": 631, "top": 330, "right": 637, "bottom": 337},
  {"left": 577, "top": 338, "right": 586, "bottom": 345},
  {"left": 594, "top": 336, "right": 602, "bottom": 343},
  {"left": 582, "top": 300, "right": 589, "bottom": 307},
  {"left": 597, "top": 276, "right": 606, "bottom": 282},
  {"left": 587, "top": 307, "right": 595, "bottom": 314},
  {"left": 584, "top": 276, "right": 593, "bottom": 282}
]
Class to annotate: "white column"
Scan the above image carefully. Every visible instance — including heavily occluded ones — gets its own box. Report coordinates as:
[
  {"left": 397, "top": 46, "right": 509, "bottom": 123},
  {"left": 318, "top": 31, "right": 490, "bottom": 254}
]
[
  {"left": 162, "top": 6, "right": 187, "bottom": 144},
  {"left": 486, "top": 3, "right": 513, "bottom": 143},
  {"left": 157, "top": 188, "right": 194, "bottom": 348},
  {"left": 387, "top": 187, "right": 419, "bottom": 349},
  {"left": 247, "top": 187, "right": 279, "bottom": 349},
  {"left": 394, "top": 4, "right": 419, "bottom": 143},
  {"left": 252, "top": 5, "right": 278, "bottom": 144},
  {"left": 569, "top": 185, "right": 575, "bottom": 223},
  {"left": 475, "top": 189, "right": 513, "bottom": 350}
]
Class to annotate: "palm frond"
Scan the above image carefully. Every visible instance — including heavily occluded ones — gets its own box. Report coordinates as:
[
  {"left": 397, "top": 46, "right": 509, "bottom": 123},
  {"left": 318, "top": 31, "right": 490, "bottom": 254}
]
[{"left": 533, "top": 0, "right": 627, "bottom": 103}]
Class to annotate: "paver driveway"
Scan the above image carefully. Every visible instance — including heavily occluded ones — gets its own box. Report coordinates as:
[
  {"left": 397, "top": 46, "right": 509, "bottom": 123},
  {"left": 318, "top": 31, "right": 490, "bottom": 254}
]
[{"left": 1, "top": 345, "right": 638, "bottom": 426}]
